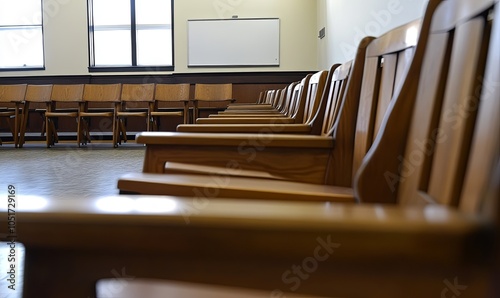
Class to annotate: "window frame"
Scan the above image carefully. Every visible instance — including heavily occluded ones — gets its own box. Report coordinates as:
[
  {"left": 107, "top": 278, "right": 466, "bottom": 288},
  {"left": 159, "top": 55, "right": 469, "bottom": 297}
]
[
  {"left": 87, "top": 0, "right": 174, "bottom": 72},
  {"left": 0, "top": 0, "right": 45, "bottom": 71}
]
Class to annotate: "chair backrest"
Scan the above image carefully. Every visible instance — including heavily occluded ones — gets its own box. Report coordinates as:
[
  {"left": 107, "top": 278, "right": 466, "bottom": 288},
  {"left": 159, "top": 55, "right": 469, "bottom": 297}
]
[
  {"left": 0, "top": 84, "right": 27, "bottom": 103},
  {"left": 355, "top": 0, "right": 499, "bottom": 209},
  {"left": 279, "top": 82, "right": 299, "bottom": 116},
  {"left": 50, "top": 84, "right": 84, "bottom": 102},
  {"left": 121, "top": 84, "right": 155, "bottom": 102},
  {"left": 25, "top": 85, "right": 53, "bottom": 103},
  {"left": 324, "top": 18, "right": 420, "bottom": 187},
  {"left": 301, "top": 70, "right": 329, "bottom": 126},
  {"left": 83, "top": 84, "right": 122, "bottom": 102},
  {"left": 154, "top": 84, "right": 190, "bottom": 102},
  {"left": 317, "top": 61, "right": 352, "bottom": 137},
  {"left": 287, "top": 74, "right": 311, "bottom": 122},
  {"left": 194, "top": 83, "right": 232, "bottom": 101}
]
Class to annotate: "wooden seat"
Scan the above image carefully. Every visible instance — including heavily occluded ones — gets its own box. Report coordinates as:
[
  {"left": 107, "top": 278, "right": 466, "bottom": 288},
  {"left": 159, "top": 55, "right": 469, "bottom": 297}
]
[
  {"left": 78, "top": 84, "right": 122, "bottom": 147},
  {"left": 177, "top": 63, "right": 346, "bottom": 135},
  {"left": 4, "top": 1, "right": 500, "bottom": 297},
  {"left": 191, "top": 83, "right": 235, "bottom": 120},
  {"left": 114, "top": 83, "right": 155, "bottom": 147},
  {"left": 118, "top": 19, "right": 417, "bottom": 188},
  {"left": 18, "top": 84, "right": 53, "bottom": 148},
  {"left": 195, "top": 79, "right": 306, "bottom": 124},
  {"left": 120, "top": 0, "right": 498, "bottom": 208},
  {"left": 45, "top": 84, "right": 85, "bottom": 148},
  {"left": 150, "top": 83, "right": 191, "bottom": 129},
  {"left": 177, "top": 69, "right": 332, "bottom": 134},
  {"left": 0, "top": 84, "right": 27, "bottom": 147}
]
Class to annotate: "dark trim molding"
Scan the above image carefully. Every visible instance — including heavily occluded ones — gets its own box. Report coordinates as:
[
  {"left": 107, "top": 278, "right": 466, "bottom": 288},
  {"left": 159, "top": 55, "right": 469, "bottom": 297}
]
[{"left": 0, "top": 71, "right": 314, "bottom": 85}]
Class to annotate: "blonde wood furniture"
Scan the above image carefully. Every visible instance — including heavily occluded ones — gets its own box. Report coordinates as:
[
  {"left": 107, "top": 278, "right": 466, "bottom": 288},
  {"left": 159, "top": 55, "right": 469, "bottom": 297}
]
[
  {"left": 177, "top": 69, "right": 332, "bottom": 134},
  {"left": 195, "top": 79, "right": 306, "bottom": 125},
  {"left": 118, "top": 18, "right": 418, "bottom": 189},
  {"left": 18, "top": 84, "right": 53, "bottom": 148},
  {"left": 0, "top": 84, "right": 27, "bottom": 147},
  {"left": 192, "top": 83, "right": 235, "bottom": 120},
  {"left": 114, "top": 83, "right": 155, "bottom": 147},
  {"left": 119, "top": 0, "right": 499, "bottom": 209},
  {"left": 149, "top": 83, "right": 191, "bottom": 128},
  {"left": 3, "top": 159, "right": 497, "bottom": 297},
  {"left": 78, "top": 84, "right": 122, "bottom": 147},
  {"left": 45, "top": 84, "right": 85, "bottom": 148}
]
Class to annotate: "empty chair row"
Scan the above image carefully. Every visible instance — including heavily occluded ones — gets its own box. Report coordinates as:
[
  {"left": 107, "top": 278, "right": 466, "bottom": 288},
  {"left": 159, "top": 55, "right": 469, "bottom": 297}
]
[{"left": 0, "top": 83, "right": 234, "bottom": 148}]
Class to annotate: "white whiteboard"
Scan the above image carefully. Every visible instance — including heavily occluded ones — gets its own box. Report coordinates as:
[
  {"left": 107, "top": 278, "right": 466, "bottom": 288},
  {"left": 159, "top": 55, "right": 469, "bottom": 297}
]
[{"left": 188, "top": 18, "right": 280, "bottom": 67}]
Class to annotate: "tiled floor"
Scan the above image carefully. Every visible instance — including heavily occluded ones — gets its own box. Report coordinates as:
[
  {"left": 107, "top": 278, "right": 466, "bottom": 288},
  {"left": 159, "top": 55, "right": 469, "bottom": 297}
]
[{"left": 0, "top": 142, "right": 146, "bottom": 298}]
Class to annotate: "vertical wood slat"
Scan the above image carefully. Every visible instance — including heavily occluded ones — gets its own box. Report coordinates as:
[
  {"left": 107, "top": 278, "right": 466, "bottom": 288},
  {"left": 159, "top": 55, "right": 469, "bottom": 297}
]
[
  {"left": 352, "top": 57, "right": 381, "bottom": 177},
  {"left": 460, "top": 5, "right": 500, "bottom": 214},
  {"left": 373, "top": 54, "right": 398, "bottom": 138},
  {"left": 427, "top": 18, "right": 487, "bottom": 206},
  {"left": 397, "top": 34, "right": 451, "bottom": 206}
]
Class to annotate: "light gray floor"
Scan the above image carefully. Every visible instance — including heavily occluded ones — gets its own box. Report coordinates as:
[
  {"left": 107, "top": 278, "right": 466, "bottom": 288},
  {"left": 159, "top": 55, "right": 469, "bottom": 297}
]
[
  {"left": 0, "top": 142, "right": 145, "bottom": 298},
  {"left": 0, "top": 142, "right": 145, "bottom": 199}
]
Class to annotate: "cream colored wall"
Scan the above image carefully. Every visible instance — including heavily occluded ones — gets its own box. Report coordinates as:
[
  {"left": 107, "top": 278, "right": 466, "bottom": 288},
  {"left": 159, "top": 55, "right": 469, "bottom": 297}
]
[
  {"left": 175, "top": 0, "right": 318, "bottom": 73},
  {"left": 317, "top": 0, "right": 427, "bottom": 68},
  {"left": 1, "top": 0, "right": 318, "bottom": 77}
]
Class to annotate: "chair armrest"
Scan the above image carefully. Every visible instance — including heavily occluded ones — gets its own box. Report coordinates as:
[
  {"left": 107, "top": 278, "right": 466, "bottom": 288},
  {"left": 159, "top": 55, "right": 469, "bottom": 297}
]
[
  {"left": 136, "top": 132, "right": 331, "bottom": 148},
  {"left": 136, "top": 132, "right": 334, "bottom": 183},
  {"left": 117, "top": 172, "right": 355, "bottom": 202},
  {"left": 176, "top": 124, "right": 312, "bottom": 134},
  {"left": 196, "top": 117, "right": 295, "bottom": 124},
  {"left": 3, "top": 196, "right": 494, "bottom": 297}
]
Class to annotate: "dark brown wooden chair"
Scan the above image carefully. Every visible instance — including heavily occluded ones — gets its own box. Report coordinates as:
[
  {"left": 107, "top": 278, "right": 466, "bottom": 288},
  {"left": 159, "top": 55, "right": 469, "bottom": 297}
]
[
  {"left": 0, "top": 84, "right": 27, "bottom": 147},
  {"left": 117, "top": 18, "right": 418, "bottom": 188},
  {"left": 114, "top": 83, "right": 155, "bottom": 147},
  {"left": 78, "top": 84, "right": 122, "bottom": 147},
  {"left": 177, "top": 68, "right": 333, "bottom": 134},
  {"left": 18, "top": 84, "right": 53, "bottom": 148},
  {"left": 149, "top": 83, "right": 191, "bottom": 128},
  {"left": 4, "top": 2, "right": 500, "bottom": 298},
  {"left": 192, "top": 83, "right": 235, "bottom": 120},
  {"left": 45, "top": 84, "right": 85, "bottom": 148}
]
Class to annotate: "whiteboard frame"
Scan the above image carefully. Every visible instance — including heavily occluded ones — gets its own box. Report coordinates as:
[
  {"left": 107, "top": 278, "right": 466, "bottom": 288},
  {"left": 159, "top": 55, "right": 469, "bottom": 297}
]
[{"left": 187, "top": 18, "right": 280, "bottom": 67}]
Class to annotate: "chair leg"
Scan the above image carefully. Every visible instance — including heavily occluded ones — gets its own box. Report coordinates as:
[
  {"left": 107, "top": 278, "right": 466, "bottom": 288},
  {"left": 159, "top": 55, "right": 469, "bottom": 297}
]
[
  {"left": 49, "top": 121, "right": 58, "bottom": 144},
  {"left": 77, "top": 116, "right": 82, "bottom": 147},
  {"left": 46, "top": 117, "right": 52, "bottom": 148},
  {"left": 112, "top": 115, "right": 117, "bottom": 148},
  {"left": 120, "top": 119, "right": 127, "bottom": 143}
]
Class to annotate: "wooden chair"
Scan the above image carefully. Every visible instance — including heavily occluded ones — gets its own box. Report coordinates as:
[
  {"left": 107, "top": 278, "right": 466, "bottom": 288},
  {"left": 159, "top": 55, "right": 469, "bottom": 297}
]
[
  {"left": 192, "top": 83, "right": 235, "bottom": 120},
  {"left": 176, "top": 64, "right": 344, "bottom": 135},
  {"left": 209, "top": 70, "right": 328, "bottom": 121},
  {"left": 114, "top": 83, "right": 155, "bottom": 147},
  {"left": 195, "top": 77, "right": 307, "bottom": 124},
  {"left": 45, "top": 84, "right": 85, "bottom": 148},
  {"left": 4, "top": 1, "right": 500, "bottom": 297},
  {"left": 0, "top": 84, "right": 27, "bottom": 147},
  {"left": 78, "top": 84, "right": 122, "bottom": 147},
  {"left": 177, "top": 69, "right": 332, "bottom": 134},
  {"left": 150, "top": 83, "right": 191, "bottom": 129},
  {"left": 121, "top": 0, "right": 497, "bottom": 205},
  {"left": 18, "top": 84, "right": 53, "bottom": 148},
  {"left": 117, "top": 18, "right": 416, "bottom": 187}
]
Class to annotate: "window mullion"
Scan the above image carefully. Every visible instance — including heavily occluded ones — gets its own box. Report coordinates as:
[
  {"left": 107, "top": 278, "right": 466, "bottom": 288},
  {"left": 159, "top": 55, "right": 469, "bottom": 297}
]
[{"left": 131, "top": 0, "right": 137, "bottom": 66}]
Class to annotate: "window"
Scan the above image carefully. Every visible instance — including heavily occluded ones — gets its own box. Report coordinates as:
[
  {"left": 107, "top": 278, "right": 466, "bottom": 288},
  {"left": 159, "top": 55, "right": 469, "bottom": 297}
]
[
  {"left": 0, "top": 0, "right": 44, "bottom": 70},
  {"left": 88, "top": 0, "right": 174, "bottom": 72}
]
